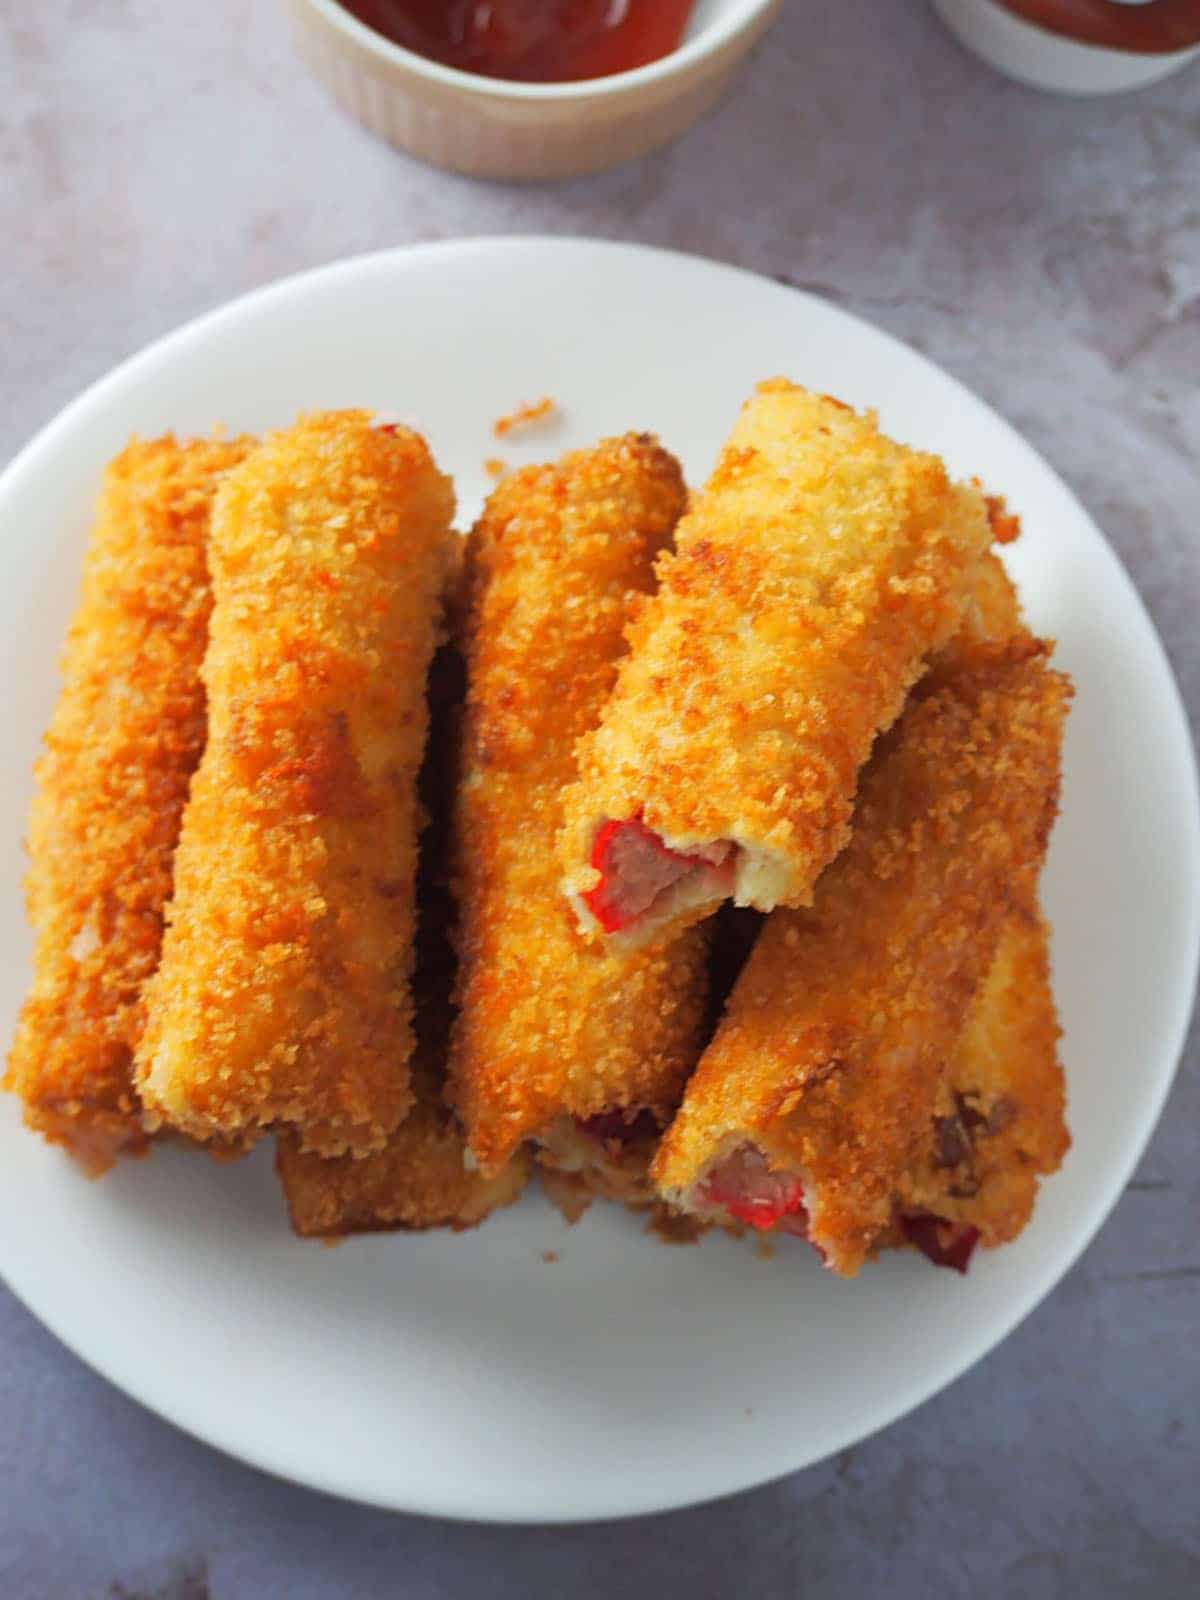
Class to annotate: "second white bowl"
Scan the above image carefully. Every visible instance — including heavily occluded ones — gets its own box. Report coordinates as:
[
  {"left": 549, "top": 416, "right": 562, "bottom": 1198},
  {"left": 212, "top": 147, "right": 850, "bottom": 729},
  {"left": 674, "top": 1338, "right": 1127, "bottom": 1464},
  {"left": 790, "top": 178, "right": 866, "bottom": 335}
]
[
  {"left": 288, "top": 0, "right": 782, "bottom": 181},
  {"left": 932, "top": 0, "right": 1200, "bottom": 95}
]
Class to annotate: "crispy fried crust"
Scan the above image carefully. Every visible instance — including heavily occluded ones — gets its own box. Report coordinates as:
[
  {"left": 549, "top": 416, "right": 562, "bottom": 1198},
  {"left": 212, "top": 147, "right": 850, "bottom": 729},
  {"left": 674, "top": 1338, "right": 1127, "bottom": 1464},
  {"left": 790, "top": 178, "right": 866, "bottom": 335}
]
[
  {"left": 277, "top": 1079, "right": 530, "bottom": 1234},
  {"left": 447, "top": 436, "right": 709, "bottom": 1175},
  {"left": 653, "top": 635, "right": 1072, "bottom": 1275},
  {"left": 137, "top": 413, "right": 453, "bottom": 1157},
  {"left": 887, "top": 889, "right": 1069, "bottom": 1250},
  {"left": 957, "top": 549, "right": 1022, "bottom": 652},
  {"left": 276, "top": 642, "right": 531, "bottom": 1236},
  {"left": 560, "top": 381, "right": 993, "bottom": 937},
  {"left": 5, "top": 435, "right": 253, "bottom": 1173}
]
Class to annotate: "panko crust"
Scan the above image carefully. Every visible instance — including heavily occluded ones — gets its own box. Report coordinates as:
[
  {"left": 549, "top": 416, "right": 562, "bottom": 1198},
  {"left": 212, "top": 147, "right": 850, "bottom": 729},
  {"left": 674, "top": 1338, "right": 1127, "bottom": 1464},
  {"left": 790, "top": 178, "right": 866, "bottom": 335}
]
[
  {"left": 276, "top": 642, "right": 531, "bottom": 1235},
  {"left": 137, "top": 413, "right": 454, "bottom": 1157},
  {"left": 560, "top": 380, "right": 993, "bottom": 931},
  {"left": 889, "top": 890, "right": 1069, "bottom": 1250},
  {"left": 448, "top": 435, "right": 709, "bottom": 1175},
  {"left": 956, "top": 549, "right": 1021, "bottom": 652},
  {"left": 653, "top": 634, "right": 1072, "bottom": 1275},
  {"left": 6, "top": 434, "right": 253, "bottom": 1173},
  {"left": 276, "top": 1060, "right": 531, "bottom": 1235}
]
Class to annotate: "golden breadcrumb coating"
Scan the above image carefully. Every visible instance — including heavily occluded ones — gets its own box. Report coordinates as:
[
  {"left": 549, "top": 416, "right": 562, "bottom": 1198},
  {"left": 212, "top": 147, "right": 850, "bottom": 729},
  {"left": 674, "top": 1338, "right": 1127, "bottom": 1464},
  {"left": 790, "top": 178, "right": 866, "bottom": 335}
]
[
  {"left": 560, "top": 380, "right": 993, "bottom": 942},
  {"left": 683, "top": 551, "right": 1066, "bottom": 1266},
  {"left": 493, "top": 397, "right": 556, "bottom": 438},
  {"left": 541, "top": 552, "right": 1022, "bottom": 1233},
  {"left": 276, "top": 1060, "right": 530, "bottom": 1235},
  {"left": 888, "top": 888, "right": 1069, "bottom": 1250},
  {"left": 447, "top": 435, "right": 709, "bottom": 1177},
  {"left": 958, "top": 549, "right": 1021, "bottom": 651},
  {"left": 276, "top": 642, "right": 531, "bottom": 1235},
  {"left": 543, "top": 554, "right": 1028, "bottom": 1240},
  {"left": 653, "top": 634, "right": 1072, "bottom": 1275},
  {"left": 137, "top": 413, "right": 453, "bottom": 1156},
  {"left": 984, "top": 492, "right": 1021, "bottom": 547},
  {"left": 5, "top": 434, "right": 253, "bottom": 1173}
]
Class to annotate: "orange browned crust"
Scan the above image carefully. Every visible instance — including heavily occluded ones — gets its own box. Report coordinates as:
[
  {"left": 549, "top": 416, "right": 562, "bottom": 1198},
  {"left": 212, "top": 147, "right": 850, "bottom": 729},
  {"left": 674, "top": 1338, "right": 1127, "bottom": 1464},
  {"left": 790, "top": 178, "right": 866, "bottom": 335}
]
[
  {"left": 984, "top": 492, "right": 1022, "bottom": 546},
  {"left": 136, "top": 413, "right": 454, "bottom": 1157},
  {"left": 652, "top": 634, "right": 1072, "bottom": 1275},
  {"left": 493, "top": 397, "right": 556, "bottom": 438},
  {"left": 560, "top": 380, "right": 994, "bottom": 940},
  {"left": 447, "top": 435, "right": 709, "bottom": 1176},
  {"left": 533, "top": 555, "right": 1019, "bottom": 1232},
  {"left": 641, "top": 553, "right": 1024, "bottom": 1249},
  {"left": 888, "top": 889, "right": 1069, "bottom": 1252},
  {"left": 5, "top": 434, "right": 253, "bottom": 1173},
  {"left": 957, "top": 549, "right": 1021, "bottom": 651},
  {"left": 276, "top": 642, "right": 531, "bottom": 1236},
  {"left": 277, "top": 1057, "right": 530, "bottom": 1236}
]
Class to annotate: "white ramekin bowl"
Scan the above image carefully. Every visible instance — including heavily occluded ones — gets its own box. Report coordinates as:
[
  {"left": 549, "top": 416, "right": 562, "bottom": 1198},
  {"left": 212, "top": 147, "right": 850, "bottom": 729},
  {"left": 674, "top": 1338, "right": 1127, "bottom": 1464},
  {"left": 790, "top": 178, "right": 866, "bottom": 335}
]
[
  {"left": 932, "top": 0, "right": 1200, "bottom": 95},
  {"left": 287, "top": 0, "right": 782, "bottom": 181}
]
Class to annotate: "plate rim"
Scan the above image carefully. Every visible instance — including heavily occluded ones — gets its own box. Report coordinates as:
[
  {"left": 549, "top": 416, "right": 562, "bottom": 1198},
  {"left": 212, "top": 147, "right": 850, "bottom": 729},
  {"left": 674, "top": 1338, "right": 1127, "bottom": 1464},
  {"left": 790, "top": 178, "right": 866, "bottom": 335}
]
[{"left": 1, "top": 235, "right": 1197, "bottom": 1524}]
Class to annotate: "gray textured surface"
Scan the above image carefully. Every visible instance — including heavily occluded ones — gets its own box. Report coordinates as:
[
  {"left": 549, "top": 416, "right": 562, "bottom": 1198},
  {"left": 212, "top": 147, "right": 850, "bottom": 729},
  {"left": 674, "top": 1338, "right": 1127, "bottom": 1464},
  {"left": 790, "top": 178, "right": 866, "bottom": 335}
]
[{"left": 2, "top": 2, "right": 1198, "bottom": 1595}]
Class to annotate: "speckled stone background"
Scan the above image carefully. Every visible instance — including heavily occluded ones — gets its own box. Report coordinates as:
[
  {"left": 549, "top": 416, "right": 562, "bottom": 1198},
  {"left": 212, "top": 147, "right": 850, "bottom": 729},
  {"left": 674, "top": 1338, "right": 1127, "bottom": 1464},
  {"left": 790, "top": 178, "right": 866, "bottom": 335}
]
[{"left": 2, "top": 3, "right": 1198, "bottom": 1596}]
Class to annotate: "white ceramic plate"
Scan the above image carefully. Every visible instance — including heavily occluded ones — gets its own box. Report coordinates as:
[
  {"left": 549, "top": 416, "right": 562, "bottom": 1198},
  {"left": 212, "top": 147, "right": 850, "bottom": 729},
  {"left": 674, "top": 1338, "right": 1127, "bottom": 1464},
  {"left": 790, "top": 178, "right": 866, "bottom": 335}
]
[{"left": 1, "top": 239, "right": 1196, "bottom": 1524}]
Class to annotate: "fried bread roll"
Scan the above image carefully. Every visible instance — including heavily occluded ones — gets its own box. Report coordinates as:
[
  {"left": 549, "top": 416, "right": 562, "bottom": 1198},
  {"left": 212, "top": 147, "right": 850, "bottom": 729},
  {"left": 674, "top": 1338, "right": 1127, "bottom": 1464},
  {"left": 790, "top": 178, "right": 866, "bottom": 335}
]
[
  {"left": 679, "top": 550, "right": 1070, "bottom": 1274},
  {"left": 560, "top": 381, "right": 992, "bottom": 947},
  {"left": 448, "top": 436, "right": 708, "bottom": 1192},
  {"left": 6, "top": 435, "right": 252, "bottom": 1173},
  {"left": 652, "top": 632, "right": 1072, "bottom": 1275},
  {"left": 137, "top": 413, "right": 452, "bottom": 1156},
  {"left": 278, "top": 1057, "right": 530, "bottom": 1235},
  {"left": 885, "top": 889, "right": 1069, "bottom": 1272},
  {"left": 277, "top": 641, "right": 531, "bottom": 1235}
]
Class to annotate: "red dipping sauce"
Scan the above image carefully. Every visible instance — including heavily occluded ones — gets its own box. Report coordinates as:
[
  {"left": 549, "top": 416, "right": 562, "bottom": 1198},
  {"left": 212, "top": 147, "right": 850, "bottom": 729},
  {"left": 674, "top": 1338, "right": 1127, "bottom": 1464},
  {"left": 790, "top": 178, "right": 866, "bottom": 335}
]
[
  {"left": 998, "top": 0, "right": 1200, "bottom": 52},
  {"left": 337, "top": 1, "right": 698, "bottom": 82}
]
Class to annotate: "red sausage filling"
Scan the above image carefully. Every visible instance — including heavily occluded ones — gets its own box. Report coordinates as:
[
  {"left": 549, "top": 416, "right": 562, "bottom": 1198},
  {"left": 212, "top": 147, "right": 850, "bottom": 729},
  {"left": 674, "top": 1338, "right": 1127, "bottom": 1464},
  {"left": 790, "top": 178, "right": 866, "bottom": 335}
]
[
  {"left": 576, "top": 1108, "right": 660, "bottom": 1145},
  {"left": 583, "top": 816, "right": 734, "bottom": 934},
  {"left": 701, "top": 1145, "right": 811, "bottom": 1237},
  {"left": 901, "top": 1213, "right": 981, "bottom": 1274},
  {"left": 700, "top": 1153, "right": 983, "bottom": 1272}
]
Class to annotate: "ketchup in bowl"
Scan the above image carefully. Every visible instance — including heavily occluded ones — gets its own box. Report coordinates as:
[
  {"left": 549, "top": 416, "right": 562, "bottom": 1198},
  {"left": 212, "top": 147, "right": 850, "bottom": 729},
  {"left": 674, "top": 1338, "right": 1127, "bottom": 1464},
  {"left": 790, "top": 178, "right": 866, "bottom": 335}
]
[
  {"left": 337, "top": 0, "right": 698, "bottom": 82},
  {"left": 997, "top": 0, "right": 1200, "bottom": 52}
]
